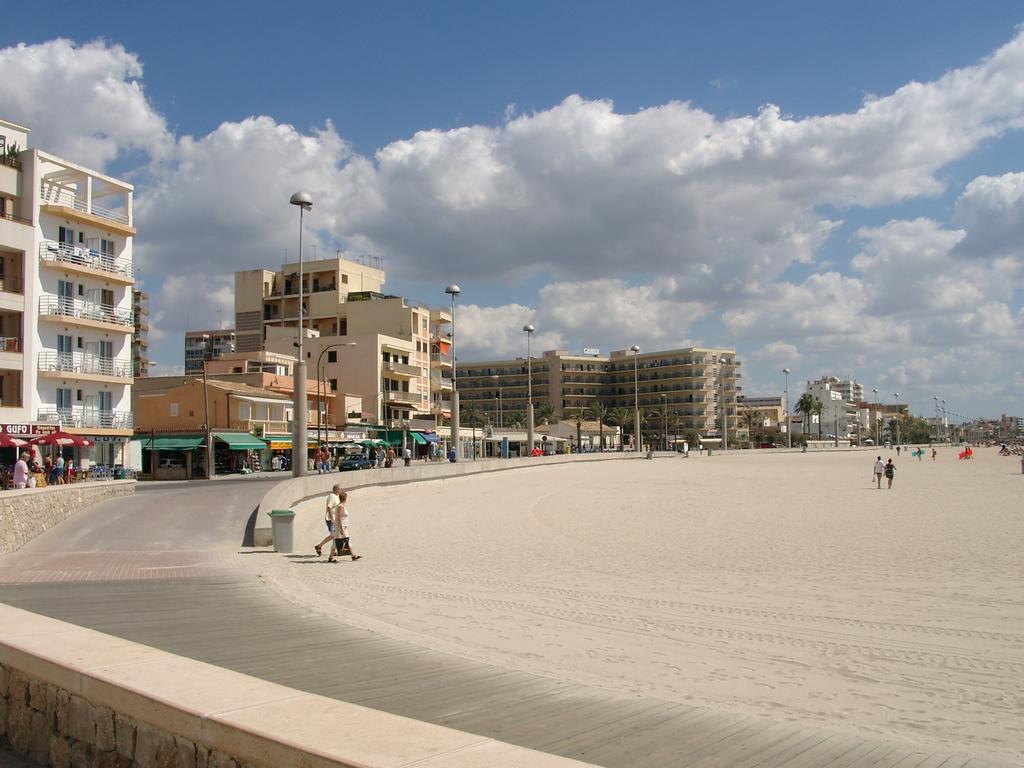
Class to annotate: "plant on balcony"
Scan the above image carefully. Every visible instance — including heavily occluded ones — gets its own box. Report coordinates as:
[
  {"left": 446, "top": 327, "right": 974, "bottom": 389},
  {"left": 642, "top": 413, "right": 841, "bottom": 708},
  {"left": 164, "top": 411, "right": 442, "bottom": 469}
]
[{"left": 3, "top": 142, "right": 19, "bottom": 165}]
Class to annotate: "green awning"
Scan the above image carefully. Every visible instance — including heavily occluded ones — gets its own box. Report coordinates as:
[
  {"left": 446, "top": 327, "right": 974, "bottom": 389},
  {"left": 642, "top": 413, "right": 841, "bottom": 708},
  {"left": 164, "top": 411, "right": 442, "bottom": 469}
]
[
  {"left": 141, "top": 436, "right": 204, "bottom": 451},
  {"left": 212, "top": 432, "right": 268, "bottom": 450},
  {"left": 410, "top": 432, "right": 427, "bottom": 445}
]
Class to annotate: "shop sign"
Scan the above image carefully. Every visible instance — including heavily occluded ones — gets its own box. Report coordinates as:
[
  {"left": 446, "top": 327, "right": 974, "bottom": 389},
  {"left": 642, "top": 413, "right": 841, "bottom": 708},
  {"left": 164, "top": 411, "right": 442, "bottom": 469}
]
[{"left": 1, "top": 423, "right": 57, "bottom": 437}]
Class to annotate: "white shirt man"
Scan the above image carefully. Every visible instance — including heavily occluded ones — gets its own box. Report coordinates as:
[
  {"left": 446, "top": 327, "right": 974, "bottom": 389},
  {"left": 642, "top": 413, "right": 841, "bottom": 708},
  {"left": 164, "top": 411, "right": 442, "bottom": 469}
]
[{"left": 873, "top": 457, "right": 885, "bottom": 489}]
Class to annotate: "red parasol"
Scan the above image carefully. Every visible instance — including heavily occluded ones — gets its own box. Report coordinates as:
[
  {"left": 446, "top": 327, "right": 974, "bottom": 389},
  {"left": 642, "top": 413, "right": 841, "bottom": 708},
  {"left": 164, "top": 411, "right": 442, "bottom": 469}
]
[
  {"left": 29, "top": 430, "right": 94, "bottom": 447},
  {"left": 0, "top": 434, "right": 28, "bottom": 448}
]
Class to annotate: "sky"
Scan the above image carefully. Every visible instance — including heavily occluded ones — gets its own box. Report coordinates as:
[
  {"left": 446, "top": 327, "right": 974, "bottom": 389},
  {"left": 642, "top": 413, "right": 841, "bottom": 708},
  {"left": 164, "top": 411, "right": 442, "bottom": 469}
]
[{"left": 2, "top": 1, "right": 1023, "bottom": 420}]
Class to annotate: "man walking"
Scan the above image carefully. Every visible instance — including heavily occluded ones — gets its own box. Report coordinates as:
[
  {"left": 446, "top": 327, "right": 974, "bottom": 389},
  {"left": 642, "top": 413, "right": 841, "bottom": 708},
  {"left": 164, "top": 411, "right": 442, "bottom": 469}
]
[
  {"left": 873, "top": 456, "right": 885, "bottom": 489},
  {"left": 330, "top": 489, "right": 361, "bottom": 562},
  {"left": 315, "top": 484, "right": 343, "bottom": 557}
]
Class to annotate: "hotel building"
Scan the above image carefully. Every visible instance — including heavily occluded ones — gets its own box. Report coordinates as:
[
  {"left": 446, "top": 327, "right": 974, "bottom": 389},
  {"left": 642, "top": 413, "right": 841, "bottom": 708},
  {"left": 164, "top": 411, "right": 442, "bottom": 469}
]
[
  {"left": 0, "top": 118, "right": 134, "bottom": 464},
  {"left": 458, "top": 347, "right": 741, "bottom": 438},
  {"left": 184, "top": 328, "right": 236, "bottom": 375},
  {"left": 234, "top": 254, "right": 452, "bottom": 428}
]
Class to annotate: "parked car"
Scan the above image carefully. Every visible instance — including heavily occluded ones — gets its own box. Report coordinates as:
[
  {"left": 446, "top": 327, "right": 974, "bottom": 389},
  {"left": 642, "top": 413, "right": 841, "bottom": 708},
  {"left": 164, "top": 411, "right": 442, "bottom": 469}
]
[{"left": 339, "top": 455, "right": 375, "bottom": 471}]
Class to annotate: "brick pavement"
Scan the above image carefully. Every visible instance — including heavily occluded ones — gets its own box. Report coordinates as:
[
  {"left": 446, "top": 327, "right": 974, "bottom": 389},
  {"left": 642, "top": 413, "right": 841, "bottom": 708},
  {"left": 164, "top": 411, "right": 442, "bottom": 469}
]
[{"left": 0, "top": 549, "right": 234, "bottom": 584}]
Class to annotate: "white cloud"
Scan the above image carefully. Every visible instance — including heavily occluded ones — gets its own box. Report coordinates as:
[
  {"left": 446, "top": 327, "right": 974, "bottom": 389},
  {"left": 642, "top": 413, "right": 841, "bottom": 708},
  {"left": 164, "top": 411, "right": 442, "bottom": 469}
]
[
  {"left": 750, "top": 342, "right": 801, "bottom": 364},
  {"left": 0, "top": 39, "right": 170, "bottom": 169}
]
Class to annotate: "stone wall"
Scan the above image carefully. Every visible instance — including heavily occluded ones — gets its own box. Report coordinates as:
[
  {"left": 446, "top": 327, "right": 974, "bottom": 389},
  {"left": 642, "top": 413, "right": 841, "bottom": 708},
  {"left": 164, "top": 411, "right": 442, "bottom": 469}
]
[
  {"left": 0, "top": 481, "right": 135, "bottom": 555},
  {"left": 1, "top": 662, "right": 252, "bottom": 768}
]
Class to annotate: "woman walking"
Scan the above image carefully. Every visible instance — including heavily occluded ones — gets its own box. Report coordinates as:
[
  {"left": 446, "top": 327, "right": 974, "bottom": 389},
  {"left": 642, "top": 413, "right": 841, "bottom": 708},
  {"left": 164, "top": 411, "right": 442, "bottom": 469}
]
[{"left": 884, "top": 458, "right": 896, "bottom": 490}]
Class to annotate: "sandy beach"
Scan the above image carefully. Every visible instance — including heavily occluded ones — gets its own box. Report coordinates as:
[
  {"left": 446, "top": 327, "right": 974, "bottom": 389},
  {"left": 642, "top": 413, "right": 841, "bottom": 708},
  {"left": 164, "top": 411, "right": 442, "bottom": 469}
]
[{"left": 246, "top": 448, "right": 1024, "bottom": 765}]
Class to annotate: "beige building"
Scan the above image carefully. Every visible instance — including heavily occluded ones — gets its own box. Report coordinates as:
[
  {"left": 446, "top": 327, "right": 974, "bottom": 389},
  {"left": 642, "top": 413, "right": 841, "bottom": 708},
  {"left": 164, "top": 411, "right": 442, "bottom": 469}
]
[
  {"left": 234, "top": 254, "right": 452, "bottom": 427},
  {"left": 184, "top": 328, "right": 236, "bottom": 374},
  {"left": 458, "top": 347, "right": 742, "bottom": 443}
]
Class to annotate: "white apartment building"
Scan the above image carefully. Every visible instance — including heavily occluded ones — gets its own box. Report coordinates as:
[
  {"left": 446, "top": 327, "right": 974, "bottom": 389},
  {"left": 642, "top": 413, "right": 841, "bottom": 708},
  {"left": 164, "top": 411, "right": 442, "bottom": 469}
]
[
  {"left": 0, "top": 118, "right": 134, "bottom": 465},
  {"left": 803, "top": 376, "right": 860, "bottom": 438}
]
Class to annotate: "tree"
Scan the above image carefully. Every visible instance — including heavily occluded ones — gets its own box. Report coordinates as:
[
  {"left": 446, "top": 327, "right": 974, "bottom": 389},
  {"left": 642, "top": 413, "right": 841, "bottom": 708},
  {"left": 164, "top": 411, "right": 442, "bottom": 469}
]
[
  {"left": 460, "top": 402, "right": 484, "bottom": 458},
  {"left": 813, "top": 398, "right": 824, "bottom": 439},
  {"left": 505, "top": 411, "right": 525, "bottom": 429},
  {"left": 742, "top": 409, "right": 764, "bottom": 448},
  {"left": 608, "top": 407, "right": 632, "bottom": 449},
  {"left": 588, "top": 401, "right": 609, "bottom": 451},
  {"left": 534, "top": 403, "right": 555, "bottom": 425},
  {"left": 796, "top": 393, "right": 817, "bottom": 438}
]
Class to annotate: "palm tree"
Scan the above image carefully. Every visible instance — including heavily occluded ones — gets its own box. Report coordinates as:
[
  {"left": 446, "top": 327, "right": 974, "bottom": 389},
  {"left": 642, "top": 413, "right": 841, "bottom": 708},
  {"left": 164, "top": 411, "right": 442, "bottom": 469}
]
[
  {"left": 742, "top": 409, "right": 764, "bottom": 447},
  {"left": 534, "top": 403, "right": 555, "bottom": 425},
  {"left": 505, "top": 411, "right": 525, "bottom": 429},
  {"left": 460, "top": 401, "right": 485, "bottom": 459},
  {"left": 588, "top": 401, "right": 610, "bottom": 451},
  {"left": 814, "top": 398, "right": 824, "bottom": 439},
  {"left": 796, "top": 393, "right": 817, "bottom": 439},
  {"left": 607, "top": 407, "right": 631, "bottom": 449}
]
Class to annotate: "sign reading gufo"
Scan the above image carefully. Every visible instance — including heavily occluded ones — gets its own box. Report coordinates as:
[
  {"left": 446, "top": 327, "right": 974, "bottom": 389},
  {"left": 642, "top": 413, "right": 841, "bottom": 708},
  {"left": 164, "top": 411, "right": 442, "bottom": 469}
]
[{"left": 1, "top": 424, "right": 58, "bottom": 437}]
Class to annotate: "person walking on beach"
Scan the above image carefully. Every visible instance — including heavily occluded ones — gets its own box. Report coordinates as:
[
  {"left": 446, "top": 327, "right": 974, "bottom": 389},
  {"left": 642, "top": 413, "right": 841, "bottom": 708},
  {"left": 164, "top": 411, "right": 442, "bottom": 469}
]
[
  {"left": 896, "top": 445, "right": 901, "bottom": 457},
  {"left": 13, "top": 451, "right": 29, "bottom": 489},
  {"left": 884, "top": 458, "right": 896, "bottom": 489},
  {"left": 329, "top": 489, "right": 361, "bottom": 562},
  {"left": 315, "top": 484, "right": 343, "bottom": 557},
  {"left": 931, "top": 447, "right": 937, "bottom": 461},
  {"left": 873, "top": 456, "right": 885, "bottom": 489}
]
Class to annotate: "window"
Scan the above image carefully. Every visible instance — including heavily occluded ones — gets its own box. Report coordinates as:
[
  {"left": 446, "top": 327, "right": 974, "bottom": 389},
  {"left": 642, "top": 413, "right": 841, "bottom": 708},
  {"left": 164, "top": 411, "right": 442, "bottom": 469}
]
[
  {"left": 338, "top": 317, "right": 347, "bottom": 336},
  {"left": 56, "top": 388, "right": 72, "bottom": 410},
  {"left": 238, "top": 402, "right": 251, "bottom": 420},
  {"left": 170, "top": 403, "right": 179, "bottom": 417},
  {"left": 329, "top": 379, "right": 337, "bottom": 391},
  {"left": 100, "top": 239, "right": 115, "bottom": 256},
  {"left": 327, "top": 351, "right": 337, "bottom": 363},
  {"left": 58, "top": 227, "right": 75, "bottom": 245},
  {"left": 341, "top": 274, "right": 348, "bottom": 284},
  {"left": 76, "top": 390, "right": 83, "bottom": 401},
  {"left": 77, "top": 337, "right": 84, "bottom": 349}
]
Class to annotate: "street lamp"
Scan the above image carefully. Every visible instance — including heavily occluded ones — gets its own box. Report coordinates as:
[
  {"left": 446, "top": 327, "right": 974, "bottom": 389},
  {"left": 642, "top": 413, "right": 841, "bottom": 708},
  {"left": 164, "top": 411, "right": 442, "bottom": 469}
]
[
  {"left": 941, "top": 399, "right": 947, "bottom": 443},
  {"left": 317, "top": 342, "right": 357, "bottom": 447},
  {"left": 490, "top": 375, "right": 503, "bottom": 428},
  {"left": 782, "top": 368, "right": 791, "bottom": 448},
  {"left": 661, "top": 393, "right": 667, "bottom": 452},
  {"left": 445, "top": 284, "right": 461, "bottom": 460},
  {"left": 673, "top": 410, "right": 679, "bottom": 452},
  {"left": 289, "top": 191, "right": 312, "bottom": 477},
  {"left": 630, "top": 345, "right": 641, "bottom": 452},
  {"left": 524, "top": 323, "right": 535, "bottom": 456},
  {"left": 872, "top": 387, "right": 879, "bottom": 445},
  {"left": 893, "top": 392, "right": 901, "bottom": 445}
]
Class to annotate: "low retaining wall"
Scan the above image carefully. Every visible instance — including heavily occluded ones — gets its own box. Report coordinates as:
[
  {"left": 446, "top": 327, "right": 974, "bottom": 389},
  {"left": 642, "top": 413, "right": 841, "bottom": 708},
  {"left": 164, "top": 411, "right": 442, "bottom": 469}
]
[
  {"left": 0, "top": 481, "right": 135, "bottom": 555},
  {"left": 255, "top": 453, "right": 638, "bottom": 546},
  {"left": 0, "top": 604, "right": 595, "bottom": 768}
]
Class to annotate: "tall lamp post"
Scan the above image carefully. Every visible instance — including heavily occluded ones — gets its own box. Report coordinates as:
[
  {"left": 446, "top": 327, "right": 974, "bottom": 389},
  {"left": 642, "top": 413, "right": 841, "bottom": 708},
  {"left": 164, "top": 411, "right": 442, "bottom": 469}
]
[
  {"left": 893, "top": 392, "right": 901, "bottom": 445},
  {"left": 941, "top": 399, "right": 947, "bottom": 443},
  {"left": 673, "top": 410, "right": 679, "bottom": 452},
  {"left": 445, "top": 284, "right": 461, "bottom": 460},
  {"left": 523, "top": 324, "right": 535, "bottom": 456},
  {"left": 630, "top": 345, "right": 641, "bottom": 452},
  {"left": 872, "top": 387, "right": 879, "bottom": 445},
  {"left": 316, "top": 342, "right": 357, "bottom": 447},
  {"left": 289, "top": 191, "right": 312, "bottom": 477},
  {"left": 661, "top": 393, "right": 667, "bottom": 451},
  {"left": 490, "top": 375, "right": 503, "bottom": 428},
  {"left": 782, "top": 368, "right": 791, "bottom": 448},
  {"left": 202, "top": 360, "right": 213, "bottom": 479}
]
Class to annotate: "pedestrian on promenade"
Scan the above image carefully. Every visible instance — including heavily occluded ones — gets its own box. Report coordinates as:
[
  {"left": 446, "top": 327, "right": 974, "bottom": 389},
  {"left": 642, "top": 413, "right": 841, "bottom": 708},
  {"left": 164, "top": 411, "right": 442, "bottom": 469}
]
[
  {"left": 931, "top": 448, "right": 937, "bottom": 461},
  {"left": 13, "top": 451, "right": 29, "bottom": 489},
  {"left": 873, "top": 456, "right": 884, "bottom": 489},
  {"left": 329, "top": 490, "right": 361, "bottom": 562},
  {"left": 315, "top": 484, "right": 343, "bottom": 557},
  {"left": 375, "top": 446, "right": 385, "bottom": 468},
  {"left": 885, "top": 458, "right": 896, "bottom": 489},
  {"left": 896, "top": 445, "right": 901, "bottom": 457},
  {"left": 385, "top": 446, "right": 396, "bottom": 468},
  {"left": 403, "top": 446, "right": 411, "bottom": 467}
]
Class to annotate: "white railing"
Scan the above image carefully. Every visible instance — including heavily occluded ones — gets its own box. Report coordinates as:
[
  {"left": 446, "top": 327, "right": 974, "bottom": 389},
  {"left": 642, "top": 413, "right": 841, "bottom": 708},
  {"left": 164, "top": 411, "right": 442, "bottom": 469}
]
[
  {"left": 39, "top": 182, "right": 130, "bottom": 226},
  {"left": 39, "top": 297, "right": 133, "bottom": 328},
  {"left": 38, "top": 351, "right": 132, "bottom": 379},
  {"left": 37, "top": 407, "right": 133, "bottom": 429},
  {"left": 384, "top": 390, "right": 420, "bottom": 404},
  {"left": 39, "top": 241, "right": 133, "bottom": 279},
  {"left": 383, "top": 361, "right": 420, "bottom": 376}
]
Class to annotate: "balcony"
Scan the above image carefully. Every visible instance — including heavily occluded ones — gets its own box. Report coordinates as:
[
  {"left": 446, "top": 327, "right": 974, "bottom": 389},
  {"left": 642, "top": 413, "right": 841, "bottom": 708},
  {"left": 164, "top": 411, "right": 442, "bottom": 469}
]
[
  {"left": 39, "top": 297, "right": 133, "bottom": 329},
  {"left": 0, "top": 337, "right": 20, "bottom": 353},
  {"left": 383, "top": 390, "right": 420, "bottom": 405},
  {"left": 383, "top": 361, "right": 420, "bottom": 377},
  {"left": 38, "top": 351, "right": 132, "bottom": 381},
  {"left": 37, "top": 407, "right": 133, "bottom": 430},
  {"left": 40, "top": 241, "right": 133, "bottom": 282},
  {"left": 39, "top": 181, "right": 135, "bottom": 234}
]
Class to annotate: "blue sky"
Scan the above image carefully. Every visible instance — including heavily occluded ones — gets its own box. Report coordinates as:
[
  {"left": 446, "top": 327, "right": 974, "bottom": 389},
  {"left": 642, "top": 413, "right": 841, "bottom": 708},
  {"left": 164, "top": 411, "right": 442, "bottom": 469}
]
[{"left": 3, "top": 2, "right": 1024, "bottom": 419}]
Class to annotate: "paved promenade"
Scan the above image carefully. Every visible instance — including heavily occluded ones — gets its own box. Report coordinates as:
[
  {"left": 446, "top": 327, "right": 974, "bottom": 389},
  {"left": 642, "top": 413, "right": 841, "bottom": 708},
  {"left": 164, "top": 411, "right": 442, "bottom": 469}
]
[{"left": 0, "top": 466, "right": 1011, "bottom": 767}]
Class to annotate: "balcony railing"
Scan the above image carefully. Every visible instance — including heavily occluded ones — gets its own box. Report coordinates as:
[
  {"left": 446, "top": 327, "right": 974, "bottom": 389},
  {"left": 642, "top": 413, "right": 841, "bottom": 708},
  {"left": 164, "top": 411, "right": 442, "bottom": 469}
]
[
  {"left": 39, "top": 182, "right": 130, "bottom": 226},
  {"left": 1, "top": 210, "right": 31, "bottom": 226},
  {"left": 39, "top": 297, "right": 133, "bottom": 328},
  {"left": 383, "top": 390, "right": 420, "bottom": 405},
  {"left": 38, "top": 352, "right": 132, "bottom": 379},
  {"left": 0, "top": 155, "right": 21, "bottom": 172},
  {"left": 0, "top": 337, "right": 20, "bottom": 353},
  {"left": 40, "top": 241, "right": 133, "bottom": 279},
  {"left": 383, "top": 361, "right": 420, "bottom": 376},
  {"left": 37, "top": 407, "right": 133, "bottom": 430}
]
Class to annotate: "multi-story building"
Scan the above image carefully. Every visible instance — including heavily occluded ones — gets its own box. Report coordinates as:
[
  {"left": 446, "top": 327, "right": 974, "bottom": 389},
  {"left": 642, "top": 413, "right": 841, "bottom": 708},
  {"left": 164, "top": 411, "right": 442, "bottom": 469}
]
[
  {"left": 132, "top": 290, "right": 150, "bottom": 377},
  {"left": 737, "top": 395, "right": 784, "bottom": 429},
  {"left": 234, "top": 255, "right": 452, "bottom": 427},
  {"left": 458, "top": 347, "right": 741, "bottom": 441},
  {"left": 184, "top": 329, "right": 236, "bottom": 374},
  {"left": 0, "top": 117, "right": 134, "bottom": 464},
  {"left": 802, "top": 376, "right": 861, "bottom": 438}
]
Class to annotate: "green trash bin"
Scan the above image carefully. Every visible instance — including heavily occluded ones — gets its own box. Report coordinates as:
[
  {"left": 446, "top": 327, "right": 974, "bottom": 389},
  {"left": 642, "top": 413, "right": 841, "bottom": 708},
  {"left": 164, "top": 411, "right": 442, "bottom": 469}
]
[{"left": 267, "top": 509, "right": 296, "bottom": 553}]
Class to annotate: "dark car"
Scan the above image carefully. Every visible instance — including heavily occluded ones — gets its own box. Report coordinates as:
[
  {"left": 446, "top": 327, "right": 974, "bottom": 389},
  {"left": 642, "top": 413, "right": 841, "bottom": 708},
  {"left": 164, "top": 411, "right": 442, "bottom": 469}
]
[{"left": 338, "top": 455, "right": 375, "bottom": 471}]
